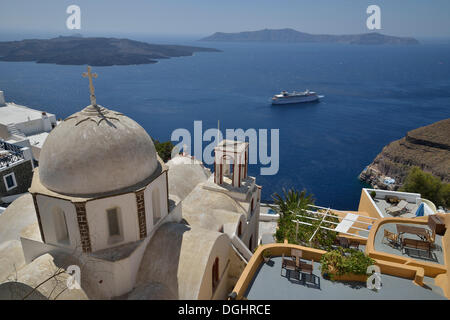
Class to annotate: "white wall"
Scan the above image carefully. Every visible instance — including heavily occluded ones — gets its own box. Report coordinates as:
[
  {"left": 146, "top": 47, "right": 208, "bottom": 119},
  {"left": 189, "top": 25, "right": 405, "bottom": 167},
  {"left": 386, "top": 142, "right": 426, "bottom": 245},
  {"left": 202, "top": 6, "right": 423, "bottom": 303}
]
[
  {"left": 144, "top": 172, "right": 168, "bottom": 233},
  {"left": 197, "top": 234, "right": 231, "bottom": 300},
  {"left": 36, "top": 195, "right": 80, "bottom": 250},
  {"left": 15, "top": 115, "right": 57, "bottom": 136},
  {"left": 86, "top": 193, "right": 139, "bottom": 252}
]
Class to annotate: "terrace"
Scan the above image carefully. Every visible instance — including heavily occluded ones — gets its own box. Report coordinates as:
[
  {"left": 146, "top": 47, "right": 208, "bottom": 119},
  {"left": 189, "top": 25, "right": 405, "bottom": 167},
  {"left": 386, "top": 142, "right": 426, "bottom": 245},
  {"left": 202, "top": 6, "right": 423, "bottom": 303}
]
[
  {"left": 361, "top": 188, "right": 437, "bottom": 219},
  {"left": 245, "top": 256, "right": 445, "bottom": 300},
  {"left": 374, "top": 222, "right": 445, "bottom": 264}
]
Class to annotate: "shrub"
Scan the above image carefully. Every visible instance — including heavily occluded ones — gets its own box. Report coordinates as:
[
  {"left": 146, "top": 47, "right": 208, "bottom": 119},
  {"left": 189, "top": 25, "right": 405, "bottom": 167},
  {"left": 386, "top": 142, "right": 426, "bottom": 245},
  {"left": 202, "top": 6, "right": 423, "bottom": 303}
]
[
  {"left": 152, "top": 139, "right": 175, "bottom": 162},
  {"left": 320, "top": 248, "right": 376, "bottom": 278},
  {"left": 262, "top": 249, "right": 271, "bottom": 258},
  {"left": 370, "top": 191, "right": 376, "bottom": 199},
  {"left": 401, "top": 167, "right": 449, "bottom": 208}
]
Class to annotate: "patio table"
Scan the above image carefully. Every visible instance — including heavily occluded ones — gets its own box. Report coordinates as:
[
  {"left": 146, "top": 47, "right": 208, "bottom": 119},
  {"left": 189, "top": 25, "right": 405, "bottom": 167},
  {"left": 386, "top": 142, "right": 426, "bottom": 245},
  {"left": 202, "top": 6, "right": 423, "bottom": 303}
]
[
  {"left": 396, "top": 224, "right": 430, "bottom": 242},
  {"left": 291, "top": 249, "right": 303, "bottom": 268}
]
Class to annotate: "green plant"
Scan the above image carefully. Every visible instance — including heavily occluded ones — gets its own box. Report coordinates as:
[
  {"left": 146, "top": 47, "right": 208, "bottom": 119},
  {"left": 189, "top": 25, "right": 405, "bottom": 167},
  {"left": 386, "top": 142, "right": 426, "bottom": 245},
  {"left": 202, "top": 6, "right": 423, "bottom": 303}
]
[
  {"left": 152, "top": 139, "right": 175, "bottom": 162},
  {"left": 370, "top": 191, "right": 376, "bottom": 199},
  {"left": 400, "top": 167, "right": 449, "bottom": 208},
  {"left": 262, "top": 249, "right": 271, "bottom": 258},
  {"left": 320, "top": 248, "right": 375, "bottom": 279},
  {"left": 271, "top": 188, "right": 314, "bottom": 217},
  {"left": 271, "top": 188, "right": 338, "bottom": 250}
]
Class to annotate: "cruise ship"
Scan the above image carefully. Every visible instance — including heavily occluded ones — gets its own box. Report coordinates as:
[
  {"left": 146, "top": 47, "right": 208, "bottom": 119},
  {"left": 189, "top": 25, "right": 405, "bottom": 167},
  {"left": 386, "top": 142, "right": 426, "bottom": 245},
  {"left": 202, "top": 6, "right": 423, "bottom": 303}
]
[{"left": 271, "top": 89, "right": 322, "bottom": 105}]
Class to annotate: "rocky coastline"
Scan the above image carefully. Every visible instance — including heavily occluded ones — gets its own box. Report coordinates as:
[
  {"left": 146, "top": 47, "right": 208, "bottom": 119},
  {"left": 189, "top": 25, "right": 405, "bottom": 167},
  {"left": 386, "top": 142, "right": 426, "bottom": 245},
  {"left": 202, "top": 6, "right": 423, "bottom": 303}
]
[{"left": 359, "top": 118, "right": 450, "bottom": 190}]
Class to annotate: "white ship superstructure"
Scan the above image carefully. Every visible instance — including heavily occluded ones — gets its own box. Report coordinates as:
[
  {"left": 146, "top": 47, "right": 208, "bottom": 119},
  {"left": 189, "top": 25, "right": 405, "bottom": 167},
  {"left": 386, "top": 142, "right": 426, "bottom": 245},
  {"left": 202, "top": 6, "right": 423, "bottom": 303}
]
[{"left": 271, "top": 89, "right": 322, "bottom": 105}]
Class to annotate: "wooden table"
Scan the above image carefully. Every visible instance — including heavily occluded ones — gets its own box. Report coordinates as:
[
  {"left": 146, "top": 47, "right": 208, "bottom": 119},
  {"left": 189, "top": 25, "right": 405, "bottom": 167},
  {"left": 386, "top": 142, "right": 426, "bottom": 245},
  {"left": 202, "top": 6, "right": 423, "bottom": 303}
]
[
  {"left": 291, "top": 249, "right": 303, "bottom": 268},
  {"left": 396, "top": 224, "right": 430, "bottom": 241}
]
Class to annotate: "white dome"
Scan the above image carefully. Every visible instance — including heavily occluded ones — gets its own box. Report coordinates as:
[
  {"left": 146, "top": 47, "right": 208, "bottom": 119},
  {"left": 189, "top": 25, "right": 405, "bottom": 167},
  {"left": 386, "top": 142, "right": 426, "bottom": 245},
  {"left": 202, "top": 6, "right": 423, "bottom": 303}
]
[{"left": 39, "top": 105, "right": 159, "bottom": 195}]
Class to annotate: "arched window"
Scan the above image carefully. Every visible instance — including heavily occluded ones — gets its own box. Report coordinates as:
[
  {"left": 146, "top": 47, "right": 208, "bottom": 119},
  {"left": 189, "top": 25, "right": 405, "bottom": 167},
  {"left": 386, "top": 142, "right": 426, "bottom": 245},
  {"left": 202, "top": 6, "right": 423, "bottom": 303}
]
[
  {"left": 152, "top": 188, "right": 161, "bottom": 224},
  {"left": 53, "top": 207, "right": 69, "bottom": 245},
  {"left": 212, "top": 257, "right": 219, "bottom": 290},
  {"left": 107, "top": 208, "right": 121, "bottom": 237},
  {"left": 106, "top": 207, "right": 124, "bottom": 244}
]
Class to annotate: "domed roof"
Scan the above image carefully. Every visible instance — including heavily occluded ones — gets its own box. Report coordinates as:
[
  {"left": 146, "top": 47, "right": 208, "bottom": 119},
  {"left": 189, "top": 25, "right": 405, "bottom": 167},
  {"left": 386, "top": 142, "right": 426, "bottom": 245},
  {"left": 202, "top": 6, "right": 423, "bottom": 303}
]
[{"left": 39, "top": 105, "right": 159, "bottom": 196}]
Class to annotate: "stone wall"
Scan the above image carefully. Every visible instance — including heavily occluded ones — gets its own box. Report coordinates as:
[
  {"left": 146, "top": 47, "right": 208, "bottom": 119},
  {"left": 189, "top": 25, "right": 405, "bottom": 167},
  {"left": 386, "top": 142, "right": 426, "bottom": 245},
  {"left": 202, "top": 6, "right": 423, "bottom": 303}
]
[
  {"left": 136, "top": 190, "right": 147, "bottom": 239},
  {"left": 75, "top": 202, "right": 92, "bottom": 253}
]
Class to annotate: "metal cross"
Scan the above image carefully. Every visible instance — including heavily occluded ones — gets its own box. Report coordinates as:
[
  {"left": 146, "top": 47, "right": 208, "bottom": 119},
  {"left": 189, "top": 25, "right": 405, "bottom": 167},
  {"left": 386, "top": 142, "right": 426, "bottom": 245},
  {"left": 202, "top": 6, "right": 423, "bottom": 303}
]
[{"left": 82, "top": 66, "right": 98, "bottom": 106}]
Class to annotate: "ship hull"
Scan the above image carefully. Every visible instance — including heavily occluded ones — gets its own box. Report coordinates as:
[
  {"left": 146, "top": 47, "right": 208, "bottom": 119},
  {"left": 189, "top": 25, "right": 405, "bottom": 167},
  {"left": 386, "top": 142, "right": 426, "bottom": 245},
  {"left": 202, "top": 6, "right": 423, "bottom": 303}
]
[{"left": 272, "top": 94, "right": 319, "bottom": 105}]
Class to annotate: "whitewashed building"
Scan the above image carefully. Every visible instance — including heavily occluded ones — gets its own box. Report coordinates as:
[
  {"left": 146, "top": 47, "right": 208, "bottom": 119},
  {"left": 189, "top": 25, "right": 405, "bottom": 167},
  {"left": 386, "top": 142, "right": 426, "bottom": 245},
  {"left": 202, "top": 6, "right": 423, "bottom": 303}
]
[
  {"left": 0, "top": 68, "right": 261, "bottom": 300},
  {"left": 0, "top": 90, "right": 57, "bottom": 161}
]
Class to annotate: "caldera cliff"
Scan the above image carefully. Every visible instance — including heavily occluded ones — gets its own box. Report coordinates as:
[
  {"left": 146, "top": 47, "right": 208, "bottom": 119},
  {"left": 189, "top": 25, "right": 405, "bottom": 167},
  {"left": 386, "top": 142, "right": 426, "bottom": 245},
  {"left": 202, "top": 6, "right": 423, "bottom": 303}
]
[{"left": 359, "top": 118, "right": 450, "bottom": 190}]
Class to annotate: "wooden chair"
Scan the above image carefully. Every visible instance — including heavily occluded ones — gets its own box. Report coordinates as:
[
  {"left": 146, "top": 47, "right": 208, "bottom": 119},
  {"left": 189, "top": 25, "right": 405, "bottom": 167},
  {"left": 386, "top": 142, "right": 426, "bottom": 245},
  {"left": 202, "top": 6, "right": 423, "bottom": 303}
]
[
  {"left": 425, "top": 230, "right": 436, "bottom": 245},
  {"left": 338, "top": 237, "right": 350, "bottom": 248},
  {"left": 299, "top": 259, "right": 314, "bottom": 275},
  {"left": 299, "top": 259, "right": 319, "bottom": 286},
  {"left": 281, "top": 253, "right": 297, "bottom": 279},
  {"left": 349, "top": 240, "right": 360, "bottom": 250},
  {"left": 383, "top": 229, "right": 400, "bottom": 248}
]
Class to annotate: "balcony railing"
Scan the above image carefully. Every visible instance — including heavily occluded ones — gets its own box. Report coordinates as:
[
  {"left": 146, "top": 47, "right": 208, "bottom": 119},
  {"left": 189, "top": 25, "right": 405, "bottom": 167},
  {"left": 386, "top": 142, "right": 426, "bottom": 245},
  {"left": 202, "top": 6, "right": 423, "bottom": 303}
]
[{"left": 0, "top": 140, "right": 25, "bottom": 169}]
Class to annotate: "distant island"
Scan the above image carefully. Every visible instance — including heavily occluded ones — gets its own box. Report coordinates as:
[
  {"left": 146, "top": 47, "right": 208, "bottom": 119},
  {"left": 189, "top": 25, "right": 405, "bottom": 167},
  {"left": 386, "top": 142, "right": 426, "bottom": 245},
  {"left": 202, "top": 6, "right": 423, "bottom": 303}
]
[
  {"left": 359, "top": 118, "right": 450, "bottom": 190},
  {"left": 200, "top": 28, "right": 419, "bottom": 45},
  {"left": 0, "top": 35, "right": 220, "bottom": 66}
]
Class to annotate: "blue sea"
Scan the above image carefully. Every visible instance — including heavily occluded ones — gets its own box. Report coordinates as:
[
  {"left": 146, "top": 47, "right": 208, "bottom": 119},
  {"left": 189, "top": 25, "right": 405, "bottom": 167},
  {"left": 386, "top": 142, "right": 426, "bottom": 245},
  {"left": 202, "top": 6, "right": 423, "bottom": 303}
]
[{"left": 1, "top": 35, "right": 449, "bottom": 210}]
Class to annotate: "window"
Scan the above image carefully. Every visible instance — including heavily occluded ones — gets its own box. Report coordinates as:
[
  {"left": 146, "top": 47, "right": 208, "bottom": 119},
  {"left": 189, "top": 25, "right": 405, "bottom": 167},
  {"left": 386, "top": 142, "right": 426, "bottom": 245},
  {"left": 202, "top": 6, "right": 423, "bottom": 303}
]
[
  {"left": 237, "top": 221, "right": 242, "bottom": 238},
  {"left": 212, "top": 257, "right": 219, "bottom": 291},
  {"left": 152, "top": 188, "right": 161, "bottom": 224},
  {"left": 107, "top": 208, "right": 121, "bottom": 237},
  {"left": 53, "top": 207, "right": 69, "bottom": 245},
  {"left": 3, "top": 173, "right": 17, "bottom": 191}
]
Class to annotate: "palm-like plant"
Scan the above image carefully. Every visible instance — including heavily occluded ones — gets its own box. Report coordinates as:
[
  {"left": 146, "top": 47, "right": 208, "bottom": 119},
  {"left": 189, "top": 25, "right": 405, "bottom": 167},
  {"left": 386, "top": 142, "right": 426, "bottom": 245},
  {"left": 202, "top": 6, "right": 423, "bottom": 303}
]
[
  {"left": 271, "top": 188, "right": 316, "bottom": 244},
  {"left": 271, "top": 188, "right": 314, "bottom": 217}
]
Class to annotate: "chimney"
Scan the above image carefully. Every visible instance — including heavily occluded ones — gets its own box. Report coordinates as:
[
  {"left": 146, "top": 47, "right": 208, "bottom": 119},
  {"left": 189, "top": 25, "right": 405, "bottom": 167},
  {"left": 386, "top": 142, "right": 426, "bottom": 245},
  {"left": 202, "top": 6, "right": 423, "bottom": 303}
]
[{"left": 0, "top": 91, "right": 5, "bottom": 106}]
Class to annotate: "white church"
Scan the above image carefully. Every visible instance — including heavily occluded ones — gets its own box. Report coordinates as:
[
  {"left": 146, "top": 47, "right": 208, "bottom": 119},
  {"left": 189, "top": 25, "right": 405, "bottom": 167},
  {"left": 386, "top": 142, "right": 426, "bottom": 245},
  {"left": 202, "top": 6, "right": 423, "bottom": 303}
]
[{"left": 0, "top": 67, "right": 261, "bottom": 300}]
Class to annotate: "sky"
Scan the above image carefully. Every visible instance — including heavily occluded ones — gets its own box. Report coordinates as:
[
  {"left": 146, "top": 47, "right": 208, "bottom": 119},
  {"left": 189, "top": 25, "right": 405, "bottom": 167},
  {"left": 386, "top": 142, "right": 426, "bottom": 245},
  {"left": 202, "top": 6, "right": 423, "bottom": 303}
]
[{"left": 0, "top": 0, "right": 449, "bottom": 38}]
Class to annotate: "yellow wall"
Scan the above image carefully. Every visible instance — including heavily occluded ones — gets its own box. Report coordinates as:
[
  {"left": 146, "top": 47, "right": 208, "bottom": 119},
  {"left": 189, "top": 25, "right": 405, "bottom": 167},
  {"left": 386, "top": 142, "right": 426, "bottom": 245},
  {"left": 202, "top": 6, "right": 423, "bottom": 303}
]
[{"left": 358, "top": 189, "right": 381, "bottom": 219}]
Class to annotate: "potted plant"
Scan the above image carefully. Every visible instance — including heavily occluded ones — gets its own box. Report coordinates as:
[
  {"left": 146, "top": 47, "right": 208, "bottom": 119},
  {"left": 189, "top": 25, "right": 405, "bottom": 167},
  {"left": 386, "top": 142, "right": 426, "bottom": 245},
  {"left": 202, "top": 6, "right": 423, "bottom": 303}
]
[
  {"left": 262, "top": 249, "right": 272, "bottom": 263},
  {"left": 370, "top": 191, "right": 376, "bottom": 199}
]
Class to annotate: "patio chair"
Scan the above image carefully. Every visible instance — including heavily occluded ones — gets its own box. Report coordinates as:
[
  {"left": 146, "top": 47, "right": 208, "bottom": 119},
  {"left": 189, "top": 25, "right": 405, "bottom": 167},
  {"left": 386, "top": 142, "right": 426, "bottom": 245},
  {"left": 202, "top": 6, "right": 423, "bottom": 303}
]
[
  {"left": 338, "top": 237, "right": 350, "bottom": 248},
  {"left": 299, "top": 259, "right": 319, "bottom": 287},
  {"left": 383, "top": 229, "right": 400, "bottom": 248},
  {"left": 349, "top": 240, "right": 360, "bottom": 250},
  {"left": 385, "top": 195, "right": 399, "bottom": 204},
  {"left": 425, "top": 230, "right": 436, "bottom": 244},
  {"left": 281, "top": 253, "right": 297, "bottom": 279},
  {"left": 299, "top": 259, "right": 314, "bottom": 275},
  {"left": 386, "top": 200, "right": 409, "bottom": 216}
]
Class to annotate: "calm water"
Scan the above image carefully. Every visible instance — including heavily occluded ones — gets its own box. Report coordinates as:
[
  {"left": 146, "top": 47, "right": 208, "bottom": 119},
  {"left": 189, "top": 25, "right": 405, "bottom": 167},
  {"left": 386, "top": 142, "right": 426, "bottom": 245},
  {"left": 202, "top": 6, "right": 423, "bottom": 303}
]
[{"left": 1, "top": 37, "right": 449, "bottom": 209}]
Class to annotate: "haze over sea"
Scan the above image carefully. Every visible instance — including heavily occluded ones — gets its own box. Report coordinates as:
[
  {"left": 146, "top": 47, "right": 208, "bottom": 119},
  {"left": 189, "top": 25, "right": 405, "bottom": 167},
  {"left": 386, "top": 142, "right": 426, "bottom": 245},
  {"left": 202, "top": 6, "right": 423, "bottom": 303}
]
[{"left": 1, "top": 34, "right": 449, "bottom": 210}]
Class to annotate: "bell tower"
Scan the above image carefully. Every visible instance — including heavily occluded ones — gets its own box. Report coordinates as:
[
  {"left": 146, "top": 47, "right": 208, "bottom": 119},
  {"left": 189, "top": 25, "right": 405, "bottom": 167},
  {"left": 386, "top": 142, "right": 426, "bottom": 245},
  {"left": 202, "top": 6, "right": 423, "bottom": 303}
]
[{"left": 214, "top": 140, "right": 249, "bottom": 187}]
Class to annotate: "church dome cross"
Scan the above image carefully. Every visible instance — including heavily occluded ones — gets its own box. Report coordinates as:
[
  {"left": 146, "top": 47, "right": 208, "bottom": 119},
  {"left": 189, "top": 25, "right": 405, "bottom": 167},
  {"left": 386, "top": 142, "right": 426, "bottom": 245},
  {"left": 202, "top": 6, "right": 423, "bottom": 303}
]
[{"left": 82, "top": 66, "right": 98, "bottom": 106}]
